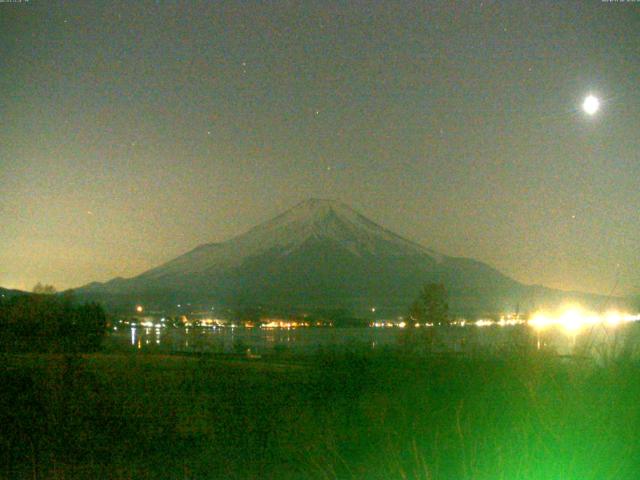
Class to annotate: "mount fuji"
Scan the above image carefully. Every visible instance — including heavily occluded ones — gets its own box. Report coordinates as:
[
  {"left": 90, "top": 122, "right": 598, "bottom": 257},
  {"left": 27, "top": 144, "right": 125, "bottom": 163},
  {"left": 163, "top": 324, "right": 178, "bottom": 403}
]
[{"left": 76, "top": 199, "right": 608, "bottom": 316}]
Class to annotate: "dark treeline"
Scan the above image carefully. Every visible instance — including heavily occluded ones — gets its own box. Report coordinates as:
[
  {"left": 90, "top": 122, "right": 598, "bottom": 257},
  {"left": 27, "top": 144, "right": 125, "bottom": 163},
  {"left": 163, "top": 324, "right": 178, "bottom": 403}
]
[{"left": 0, "top": 293, "right": 107, "bottom": 353}]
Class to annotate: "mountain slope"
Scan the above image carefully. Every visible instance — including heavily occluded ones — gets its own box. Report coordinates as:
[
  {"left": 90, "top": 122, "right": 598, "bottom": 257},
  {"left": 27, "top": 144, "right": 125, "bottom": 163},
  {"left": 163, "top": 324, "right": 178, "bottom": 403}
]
[
  {"left": 137, "top": 199, "right": 442, "bottom": 279},
  {"left": 76, "top": 199, "right": 610, "bottom": 315}
]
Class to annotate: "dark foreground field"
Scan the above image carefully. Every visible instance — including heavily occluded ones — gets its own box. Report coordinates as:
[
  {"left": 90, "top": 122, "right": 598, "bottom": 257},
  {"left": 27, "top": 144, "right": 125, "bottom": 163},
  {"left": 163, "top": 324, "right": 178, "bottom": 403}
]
[{"left": 1, "top": 346, "right": 639, "bottom": 479}]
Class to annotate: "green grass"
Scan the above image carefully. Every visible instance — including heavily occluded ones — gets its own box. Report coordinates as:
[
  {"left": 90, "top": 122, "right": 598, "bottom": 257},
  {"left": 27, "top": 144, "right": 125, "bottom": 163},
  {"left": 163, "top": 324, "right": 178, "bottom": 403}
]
[{"left": 1, "top": 347, "right": 639, "bottom": 479}]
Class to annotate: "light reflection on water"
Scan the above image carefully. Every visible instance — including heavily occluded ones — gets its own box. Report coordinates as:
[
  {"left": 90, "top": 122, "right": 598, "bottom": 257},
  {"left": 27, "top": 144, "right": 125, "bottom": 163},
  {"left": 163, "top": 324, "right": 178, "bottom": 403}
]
[{"left": 106, "top": 323, "right": 640, "bottom": 357}]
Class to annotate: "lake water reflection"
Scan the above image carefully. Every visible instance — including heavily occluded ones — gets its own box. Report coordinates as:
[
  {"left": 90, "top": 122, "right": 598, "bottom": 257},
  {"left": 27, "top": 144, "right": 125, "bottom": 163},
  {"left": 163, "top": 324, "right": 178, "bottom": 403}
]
[{"left": 105, "top": 323, "right": 640, "bottom": 357}]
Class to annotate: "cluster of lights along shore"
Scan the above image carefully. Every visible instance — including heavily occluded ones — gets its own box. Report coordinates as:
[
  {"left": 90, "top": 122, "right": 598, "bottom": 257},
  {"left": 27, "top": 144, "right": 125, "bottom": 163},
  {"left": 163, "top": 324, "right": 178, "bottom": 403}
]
[
  {"left": 370, "top": 306, "right": 640, "bottom": 334},
  {"left": 129, "top": 303, "right": 640, "bottom": 336}
]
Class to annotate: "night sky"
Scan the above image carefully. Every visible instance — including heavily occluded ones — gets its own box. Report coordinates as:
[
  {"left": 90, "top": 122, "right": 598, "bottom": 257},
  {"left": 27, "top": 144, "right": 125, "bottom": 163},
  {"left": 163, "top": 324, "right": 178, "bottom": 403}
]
[{"left": 1, "top": 1, "right": 639, "bottom": 296}]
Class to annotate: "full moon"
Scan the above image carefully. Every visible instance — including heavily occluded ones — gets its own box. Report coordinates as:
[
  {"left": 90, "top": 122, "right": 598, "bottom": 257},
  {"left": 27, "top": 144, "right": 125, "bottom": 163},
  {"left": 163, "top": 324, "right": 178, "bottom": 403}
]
[{"left": 582, "top": 95, "right": 600, "bottom": 115}]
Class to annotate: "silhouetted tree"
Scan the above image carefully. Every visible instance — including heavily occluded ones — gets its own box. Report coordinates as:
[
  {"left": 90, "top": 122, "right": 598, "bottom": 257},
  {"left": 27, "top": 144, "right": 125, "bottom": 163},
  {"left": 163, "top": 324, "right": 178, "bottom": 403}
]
[
  {"left": 406, "top": 299, "right": 425, "bottom": 327},
  {"left": 32, "top": 282, "right": 57, "bottom": 294},
  {"left": 420, "top": 283, "right": 449, "bottom": 325},
  {"left": 407, "top": 283, "right": 449, "bottom": 326}
]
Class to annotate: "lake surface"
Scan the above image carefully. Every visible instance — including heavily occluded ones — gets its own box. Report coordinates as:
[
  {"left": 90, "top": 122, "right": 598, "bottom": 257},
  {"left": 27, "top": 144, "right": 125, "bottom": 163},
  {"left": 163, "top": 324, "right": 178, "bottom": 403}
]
[{"left": 105, "top": 323, "right": 640, "bottom": 358}]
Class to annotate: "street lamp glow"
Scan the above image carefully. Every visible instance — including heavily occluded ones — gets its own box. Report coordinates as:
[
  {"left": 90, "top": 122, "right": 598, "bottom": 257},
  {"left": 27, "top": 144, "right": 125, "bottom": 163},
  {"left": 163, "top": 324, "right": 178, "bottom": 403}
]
[
  {"left": 528, "top": 304, "right": 640, "bottom": 334},
  {"left": 582, "top": 95, "right": 600, "bottom": 115},
  {"left": 529, "top": 312, "right": 552, "bottom": 331},
  {"left": 559, "top": 308, "right": 584, "bottom": 333}
]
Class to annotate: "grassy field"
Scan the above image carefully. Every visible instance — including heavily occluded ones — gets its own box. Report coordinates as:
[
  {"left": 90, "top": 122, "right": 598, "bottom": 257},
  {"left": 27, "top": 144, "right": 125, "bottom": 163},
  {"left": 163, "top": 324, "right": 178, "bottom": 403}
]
[{"left": 1, "top": 346, "right": 639, "bottom": 479}]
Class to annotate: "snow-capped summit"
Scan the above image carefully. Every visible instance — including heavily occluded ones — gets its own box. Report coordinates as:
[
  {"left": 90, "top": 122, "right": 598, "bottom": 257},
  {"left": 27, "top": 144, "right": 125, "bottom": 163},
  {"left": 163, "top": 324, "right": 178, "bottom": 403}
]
[
  {"left": 135, "top": 199, "right": 441, "bottom": 281},
  {"left": 232, "top": 198, "right": 441, "bottom": 258}
]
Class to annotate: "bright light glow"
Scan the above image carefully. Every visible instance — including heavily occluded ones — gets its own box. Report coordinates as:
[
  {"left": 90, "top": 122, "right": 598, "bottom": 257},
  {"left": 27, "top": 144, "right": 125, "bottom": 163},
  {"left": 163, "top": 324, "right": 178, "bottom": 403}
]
[
  {"left": 135, "top": 305, "right": 143, "bottom": 313},
  {"left": 529, "top": 312, "right": 553, "bottom": 331},
  {"left": 604, "top": 310, "right": 624, "bottom": 327},
  {"left": 529, "top": 304, "right": 640, "bottom": 334},
  {"left": 559, "top": 308, "right": 586, "bottom": 333},
  {"left": 582, "top": 95, "right": 600, "bottom": 115}
]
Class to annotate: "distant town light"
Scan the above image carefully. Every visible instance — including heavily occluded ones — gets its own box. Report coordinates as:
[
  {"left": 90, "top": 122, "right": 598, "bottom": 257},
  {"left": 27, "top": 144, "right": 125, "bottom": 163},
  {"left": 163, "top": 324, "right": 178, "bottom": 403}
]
[
  {"left": 135, "top": 305, "right": 143, "bottom": 313},
  {"left": 475, "top": 319, "right": 493, "bottom": 327}
]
